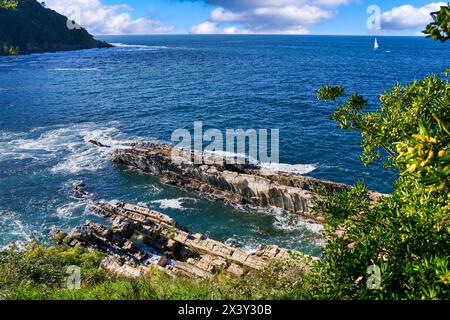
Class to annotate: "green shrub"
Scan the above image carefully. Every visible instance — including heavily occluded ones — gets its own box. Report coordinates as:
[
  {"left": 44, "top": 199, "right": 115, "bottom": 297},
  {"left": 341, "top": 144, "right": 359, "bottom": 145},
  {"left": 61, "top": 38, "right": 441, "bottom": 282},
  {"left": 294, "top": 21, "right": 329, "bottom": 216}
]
[
  {"left": 0, "top": 1, "right": 18, "bottom": 10},
  {"left": 424, "top": 3, "right": 450, "bottom": 42},
  {"left": 315, "top": 69, "right": 450, "bottom": 299},
  {"left": 0, "top": 244, "right": 314, "bottom": 300}
]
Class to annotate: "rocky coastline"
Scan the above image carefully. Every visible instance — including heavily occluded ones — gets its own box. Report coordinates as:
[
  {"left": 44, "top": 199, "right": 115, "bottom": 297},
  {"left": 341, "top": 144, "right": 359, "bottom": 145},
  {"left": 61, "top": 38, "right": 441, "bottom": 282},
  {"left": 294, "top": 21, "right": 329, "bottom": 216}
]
[
  {"left": 0, "top": 0, "right": 111, "bottom": 56},
  {"left": 57, "top": 201, "right": 301, "bottom": 279},
  {"left": 47, "top": 140, "right": 383, "bottom": 280},
  {"left": 104, "top": 141, "right": 384, "bottom": 224}
]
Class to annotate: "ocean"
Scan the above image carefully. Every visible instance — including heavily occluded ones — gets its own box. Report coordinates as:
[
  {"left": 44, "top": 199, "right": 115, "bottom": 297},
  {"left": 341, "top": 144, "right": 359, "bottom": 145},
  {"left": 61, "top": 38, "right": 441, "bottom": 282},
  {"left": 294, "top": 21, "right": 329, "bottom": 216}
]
[{"left": 0, "top": 35, "right": 449, "bottom": 254}]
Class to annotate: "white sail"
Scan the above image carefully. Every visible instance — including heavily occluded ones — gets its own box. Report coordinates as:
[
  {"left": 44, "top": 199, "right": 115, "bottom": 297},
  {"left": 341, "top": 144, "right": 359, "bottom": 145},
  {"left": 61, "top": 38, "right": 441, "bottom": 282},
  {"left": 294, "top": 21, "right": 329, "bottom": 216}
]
[{"left": 374, "top": 38, "right": 379, "bottom": 49}]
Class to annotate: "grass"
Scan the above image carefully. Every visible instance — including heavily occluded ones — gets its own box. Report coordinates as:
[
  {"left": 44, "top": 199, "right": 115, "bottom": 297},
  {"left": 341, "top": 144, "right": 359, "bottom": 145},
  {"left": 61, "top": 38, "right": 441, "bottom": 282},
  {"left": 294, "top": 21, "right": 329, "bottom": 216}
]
[{"left": 0, "top": 243, "right": 315, "bottom": 300}]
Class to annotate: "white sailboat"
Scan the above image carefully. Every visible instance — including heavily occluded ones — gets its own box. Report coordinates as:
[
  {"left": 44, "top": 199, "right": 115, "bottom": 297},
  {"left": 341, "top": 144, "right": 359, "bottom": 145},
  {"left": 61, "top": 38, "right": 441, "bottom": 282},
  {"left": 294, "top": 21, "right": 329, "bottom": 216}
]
[{"left": 374, "top": 37, "right": 379, "bottom": 50}]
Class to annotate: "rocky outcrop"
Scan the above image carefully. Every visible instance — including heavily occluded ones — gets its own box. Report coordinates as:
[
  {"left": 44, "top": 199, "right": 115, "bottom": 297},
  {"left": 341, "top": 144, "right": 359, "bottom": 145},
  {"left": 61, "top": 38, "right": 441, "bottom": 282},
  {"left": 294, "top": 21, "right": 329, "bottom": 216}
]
[
  {"left": 64, "top": 202, "right": 299, "bottom": 279},
  {"left": 107, "top": 142, "right": 384, "bottom": 223}
]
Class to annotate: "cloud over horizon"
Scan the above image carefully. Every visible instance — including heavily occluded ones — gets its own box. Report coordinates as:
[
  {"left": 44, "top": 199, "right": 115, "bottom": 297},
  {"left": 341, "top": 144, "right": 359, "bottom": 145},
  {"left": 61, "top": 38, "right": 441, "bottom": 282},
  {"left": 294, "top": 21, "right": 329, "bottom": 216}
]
[
  {"left": 45, "top": 0, "right": 173, "bottom": 35},
  {"left": 190, "top": 0, "right": 355, "bottom": 34},
  {"left": 43, "top": 1, "right": 448, "bottom": 35},
  {"left": 380, "top": 2, "right": 446, "bottom": 30}
]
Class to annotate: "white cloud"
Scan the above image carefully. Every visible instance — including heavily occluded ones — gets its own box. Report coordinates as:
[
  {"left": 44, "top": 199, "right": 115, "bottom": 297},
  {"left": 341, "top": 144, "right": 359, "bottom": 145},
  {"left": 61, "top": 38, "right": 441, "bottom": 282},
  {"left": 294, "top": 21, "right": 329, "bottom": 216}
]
[
  {"left": 190, "top": 0, "right": 354, "bottom": 34},
  {"left": 44, "top": 0, "right": 173, "bottom": 35},
  {"left": 190, "top": 21, "right": 251, "bottom": 34},
  {"left": 381, "top": 2, "right": 446, "bottom": 30}
]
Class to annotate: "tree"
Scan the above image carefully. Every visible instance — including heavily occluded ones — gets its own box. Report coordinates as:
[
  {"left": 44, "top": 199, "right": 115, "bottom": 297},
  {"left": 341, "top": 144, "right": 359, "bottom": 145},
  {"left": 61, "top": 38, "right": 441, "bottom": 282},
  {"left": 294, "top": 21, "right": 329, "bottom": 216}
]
[
  {"left": 314, "top": 7, "right": 450, "bottom": 299},
  {"left": 0, "top": 0, "right": 18, "bottom": 10},
  {"left": 424, "top": 3, "right": 450, "bottom": 42}
]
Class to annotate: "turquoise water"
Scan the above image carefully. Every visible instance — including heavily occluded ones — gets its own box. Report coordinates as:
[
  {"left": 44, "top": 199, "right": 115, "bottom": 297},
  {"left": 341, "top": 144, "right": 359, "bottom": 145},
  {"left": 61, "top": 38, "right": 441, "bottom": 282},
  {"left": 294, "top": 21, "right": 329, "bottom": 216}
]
[{"left": 0, "top": 35, "right": 449, "bottom": 253}]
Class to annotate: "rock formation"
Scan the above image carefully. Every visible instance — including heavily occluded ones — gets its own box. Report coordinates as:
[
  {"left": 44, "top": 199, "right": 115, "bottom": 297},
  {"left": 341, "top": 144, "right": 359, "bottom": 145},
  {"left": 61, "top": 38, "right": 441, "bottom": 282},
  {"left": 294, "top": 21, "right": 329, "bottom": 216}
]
[
  {"left": 63, "top": 202, "right": 298, "bottom": 279},
  {"left": 106, "top": 142, "right": 384, "bottom": 224}
]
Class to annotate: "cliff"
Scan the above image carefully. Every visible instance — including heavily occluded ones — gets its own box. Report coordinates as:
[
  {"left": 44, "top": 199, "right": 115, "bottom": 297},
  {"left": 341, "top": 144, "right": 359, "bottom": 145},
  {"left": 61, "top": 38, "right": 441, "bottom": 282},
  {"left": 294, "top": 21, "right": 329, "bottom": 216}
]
[{"left": 0, "top": 0, "right": 111, "bottom": 55}]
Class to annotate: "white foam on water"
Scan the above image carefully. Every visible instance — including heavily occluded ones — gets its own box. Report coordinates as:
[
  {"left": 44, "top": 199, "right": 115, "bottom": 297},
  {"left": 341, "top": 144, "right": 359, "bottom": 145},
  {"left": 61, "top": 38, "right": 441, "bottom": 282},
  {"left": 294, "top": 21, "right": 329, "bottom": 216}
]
[
  {"left": 151, "top": 197, "right": 198, "bottom": 210},
  {"left": 111, "top": 43, "right": 169, "bottom": 50},
  {"left": 131, "top": 184, "right": 162, "bottom": 196},
  {"left": 253, "top": 206, "right": 323, "bottom": 235},
  {"left": 0, "top": 210, "right": 34, "bottom": 250},
  {"left": 55, "top": 202, "right": 87, "bottom": 219},
  {"left": 259, "top": 162, "right": 316, "bottom": 175},
  {"left": 0, "top": 131, "right": 27, "bottom": 142},
  {"left": 136, "top": 201, "right": 149, "bottom": 208},
  {"left": 0, "top": 122, "right": 137, "bottom": 174},
  {"left": 238, "top": 242, "right": 260, "bottom": 254},
  {"left": 198, "top": 149, "right": 316, "bottom": 175},
  {"left": 273, "top": 209, "right": 323, "bottom": 234}
]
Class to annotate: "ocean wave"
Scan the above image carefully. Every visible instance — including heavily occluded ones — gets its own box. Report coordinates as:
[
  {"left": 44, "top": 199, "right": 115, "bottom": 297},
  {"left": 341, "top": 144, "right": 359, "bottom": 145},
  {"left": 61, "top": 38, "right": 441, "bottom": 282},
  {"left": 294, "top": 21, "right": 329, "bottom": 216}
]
[
  {"left": 55, "top": 201, "right": 88, "bottom": 219},
  {"left": 0, "top": 131, "right": 27, "bottom": 142},
  {"left": 0, "top": 123, "right": 137, "bottom": 174},
  {"left": 259, "top": 162, "right": 316, "bottom": 175},
  {"left": 269, "top": 207, "right": 323, "bottom": 234},
  {"left": 250, "top": 206, "right": 324, "bottom": 237},
  {"left": 111, "top": 43, "right": 169, "bottom": 50},
  {"left": 0, "top": 210, "right": 33, "bottom": 250},
  {"left": 200, "top": 149, "right": 316, "bottom": 175},
  {"left": 151, "top": 197, "right": 198, "bottom": 210}
]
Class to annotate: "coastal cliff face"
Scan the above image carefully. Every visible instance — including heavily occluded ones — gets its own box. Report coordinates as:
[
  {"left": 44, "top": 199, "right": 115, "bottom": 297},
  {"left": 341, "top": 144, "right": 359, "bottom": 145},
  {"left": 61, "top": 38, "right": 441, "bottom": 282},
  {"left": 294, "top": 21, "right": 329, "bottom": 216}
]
[
  {"left": 0, "top": 0, "right": 111, "bottom": 55},
  {"left": 108, "top": 142, "right": 383, "bottom": 223}
]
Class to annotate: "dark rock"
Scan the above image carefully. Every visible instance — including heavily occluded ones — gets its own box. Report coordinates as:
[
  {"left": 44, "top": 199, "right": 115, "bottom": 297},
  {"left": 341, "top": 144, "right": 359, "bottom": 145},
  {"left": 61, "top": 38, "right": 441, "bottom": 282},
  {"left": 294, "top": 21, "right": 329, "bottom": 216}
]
[
  {"left": 111, "top": 216, "right": 134, "bottom": 239},
  {"left": 88, "top": 140, "right": 111, "bottom": 148}
]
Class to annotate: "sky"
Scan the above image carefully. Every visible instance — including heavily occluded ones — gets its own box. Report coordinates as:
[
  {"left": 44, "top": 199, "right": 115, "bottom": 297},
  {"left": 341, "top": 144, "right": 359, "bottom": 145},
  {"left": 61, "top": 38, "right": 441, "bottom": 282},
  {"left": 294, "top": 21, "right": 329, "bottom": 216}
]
[{"left": 42, "top": 0, "right": 447, "bottom": 35}]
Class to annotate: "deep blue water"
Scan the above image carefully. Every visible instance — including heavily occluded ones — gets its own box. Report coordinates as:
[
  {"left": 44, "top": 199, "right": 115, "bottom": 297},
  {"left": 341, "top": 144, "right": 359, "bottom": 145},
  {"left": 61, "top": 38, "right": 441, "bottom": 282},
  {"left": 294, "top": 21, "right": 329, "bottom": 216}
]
[{"left": 0, "top": 35, "right": 449, "bottom": 253}]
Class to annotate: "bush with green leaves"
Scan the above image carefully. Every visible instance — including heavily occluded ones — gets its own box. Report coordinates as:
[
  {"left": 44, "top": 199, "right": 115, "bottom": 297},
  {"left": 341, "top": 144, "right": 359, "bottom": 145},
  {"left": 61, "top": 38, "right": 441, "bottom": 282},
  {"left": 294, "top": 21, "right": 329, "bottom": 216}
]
[
  {"left": 424, "top": 3, "right": 450, "bottom": 42},
  {"left": 0, "top": 0, "right": 17, "bottom": 10},
  {"left": 315, "top": 69, "right": 449, "bottom": 299}
]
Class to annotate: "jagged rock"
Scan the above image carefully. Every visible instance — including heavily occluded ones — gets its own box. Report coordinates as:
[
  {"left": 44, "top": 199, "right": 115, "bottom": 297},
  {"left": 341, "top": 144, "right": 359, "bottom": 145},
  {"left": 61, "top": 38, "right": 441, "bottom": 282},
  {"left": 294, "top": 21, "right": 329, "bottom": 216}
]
[
  {"left": 227, "top": 263, "right": 245, "bottom": 277},
  {"left": 187, "top": 255, "right": 228, "bottom": 273},
  {"left": 88, "top": 140, "right": 111, "bottom": 148},
  {"left": 111, "top": 216, "right": 134, "bottom": 239},
  {"left": 100, "top": 256, "right": 146, "bottom": 279},
  {"left": 169, "top": 260, "right": 213, "bottom": 279},
  {"left": 254, "top": 245, "right": 290, "bottom": 260},
  {"left": 105, "top": 142, "right": 387, "bottom": 224},
  {"left": 65, "top": 201, "right": 300, "bottom": 280},
  {"left": 66, "top": 223, "right": 97, "bottom": 244}
]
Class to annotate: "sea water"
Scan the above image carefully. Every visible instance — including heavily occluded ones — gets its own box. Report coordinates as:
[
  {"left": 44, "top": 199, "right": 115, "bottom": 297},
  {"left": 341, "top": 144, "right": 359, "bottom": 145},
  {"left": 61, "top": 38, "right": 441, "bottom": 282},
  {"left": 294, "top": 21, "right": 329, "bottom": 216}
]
[{"left": 0, "top": 35, "right": 448, "bottom": 254}]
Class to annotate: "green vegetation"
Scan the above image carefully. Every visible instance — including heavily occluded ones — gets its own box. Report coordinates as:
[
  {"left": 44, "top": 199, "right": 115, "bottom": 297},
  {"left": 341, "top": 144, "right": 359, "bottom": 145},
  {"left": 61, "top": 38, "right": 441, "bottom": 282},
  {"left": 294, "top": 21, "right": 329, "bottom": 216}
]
[
  {"left": 0, "top": 3, "right": 448, "bottom": 302},
  {"left": 0, "top": 1, "right": 18, "bottom": 10},
  {"left": 0, "top": 243, "right": 314, "bottom": 300},
  {"left": 309, "top": 6, "right": 450, "bottom": 299},
  {"left": 2, "top": 45, "right": 20, "bottom": 55},
  {"left": 424, "top": 3, "right": 450, "bottom": 42},
  {"left": 0, "top": 0, "right": 109, "bottom": 56},
  {"left": 315, "top": 63, "right": 449, "bottom": 299}
]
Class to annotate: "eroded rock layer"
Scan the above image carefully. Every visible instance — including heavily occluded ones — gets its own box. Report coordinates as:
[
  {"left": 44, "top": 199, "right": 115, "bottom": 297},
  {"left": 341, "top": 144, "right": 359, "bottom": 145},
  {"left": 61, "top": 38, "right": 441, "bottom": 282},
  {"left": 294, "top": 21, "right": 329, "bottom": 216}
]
[
  {"left": 62, "top": 202, "right": 296, "bottom": 279},
  {"left": 108, "top": 142, "right": 383, "bottom": 223}
]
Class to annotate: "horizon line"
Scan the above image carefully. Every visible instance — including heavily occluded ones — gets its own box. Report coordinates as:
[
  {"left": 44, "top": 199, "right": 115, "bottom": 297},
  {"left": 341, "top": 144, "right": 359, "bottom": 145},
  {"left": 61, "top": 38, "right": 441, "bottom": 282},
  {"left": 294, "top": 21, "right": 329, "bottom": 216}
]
[{"left": 94, "top": 33, "right": 427, "bottom": 37}]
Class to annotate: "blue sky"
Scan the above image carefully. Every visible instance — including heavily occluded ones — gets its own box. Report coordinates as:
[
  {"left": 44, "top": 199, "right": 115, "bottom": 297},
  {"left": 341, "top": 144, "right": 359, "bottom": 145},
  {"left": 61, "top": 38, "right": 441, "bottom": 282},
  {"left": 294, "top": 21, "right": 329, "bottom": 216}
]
[{"left": 44, "top": 0, "right": 447, "bottom": 35}]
